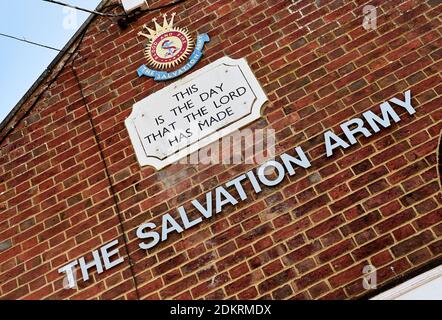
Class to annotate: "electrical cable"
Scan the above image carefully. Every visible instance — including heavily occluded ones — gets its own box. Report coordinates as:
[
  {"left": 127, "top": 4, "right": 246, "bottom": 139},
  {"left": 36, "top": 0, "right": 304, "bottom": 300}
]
[
  {"left": 0, "top": 32, "right": 70, "bottom": 53},
  {"left": 0, "top": 1, "right": 143, "bottom": 299},
  {"left": 62, "top": 2, "right": 144, "bottom": 300},
  {"left": 0, "top": 1, "right": 189, "bottom": 51},
  {"left": 0, "top": 2, "right": 121, "bottom": 146},
  {"left": 42, "top": 0, "right": 126, "bottom": 17},
  {"left": 42, "top": 0, "right": 189, "bottom": 16},
  {"left": 70, "top": 0, "right": 190, "bottom": 299},
  {"left": 71, "top": 35, "right": 143, "bottom": 301},
  {"left": 1, "top": 0, "right": 191, "bottom": 300},
  {"left": 0, "top": 0, "right": 190, "bottom": 144}
]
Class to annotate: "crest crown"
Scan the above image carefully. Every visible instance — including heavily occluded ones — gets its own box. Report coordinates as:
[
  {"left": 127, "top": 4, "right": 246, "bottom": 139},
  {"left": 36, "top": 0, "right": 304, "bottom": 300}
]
[{"left": 138, "top": 13, "right": 177, "bottom": 40}]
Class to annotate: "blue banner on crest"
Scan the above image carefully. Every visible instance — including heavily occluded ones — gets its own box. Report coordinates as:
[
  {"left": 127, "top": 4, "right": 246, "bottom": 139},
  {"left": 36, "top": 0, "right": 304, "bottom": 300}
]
[{"left": 137, "top": 34, "right": 210, "bottom": 81}]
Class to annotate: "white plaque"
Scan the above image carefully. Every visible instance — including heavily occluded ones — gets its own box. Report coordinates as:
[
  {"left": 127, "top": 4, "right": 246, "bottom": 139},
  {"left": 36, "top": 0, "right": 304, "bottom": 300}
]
[{"left": 125, "top": 57, "right": 268, "bottom": 169}]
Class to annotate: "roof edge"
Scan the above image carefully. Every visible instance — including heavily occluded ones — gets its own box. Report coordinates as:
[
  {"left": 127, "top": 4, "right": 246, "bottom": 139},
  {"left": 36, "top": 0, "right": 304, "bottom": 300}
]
[{"left": 0, "top": 0, "right": 113, "bottom": 141}]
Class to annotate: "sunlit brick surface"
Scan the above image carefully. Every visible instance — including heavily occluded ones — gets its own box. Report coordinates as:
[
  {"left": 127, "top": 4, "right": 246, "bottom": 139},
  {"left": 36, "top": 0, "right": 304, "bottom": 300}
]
[{"left": 0, "top": 0, "right": 441, "bottom": 300}]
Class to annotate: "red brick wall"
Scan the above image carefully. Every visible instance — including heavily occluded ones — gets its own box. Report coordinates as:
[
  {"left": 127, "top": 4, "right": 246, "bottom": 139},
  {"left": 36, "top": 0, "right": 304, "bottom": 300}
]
[{"left": 0, "top": 0, "right": 441, "bottom": 300}]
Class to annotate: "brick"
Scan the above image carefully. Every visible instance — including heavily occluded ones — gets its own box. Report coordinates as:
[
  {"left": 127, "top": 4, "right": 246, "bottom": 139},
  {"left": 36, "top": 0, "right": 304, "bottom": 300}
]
[
  {"left": 351, "top": 159, "right": 373, "bottom": 175},
  {"left": 0, "top": 0, "right": 440, "bottom": 301},
  {"left": 272, "top": 284, "right": 293, "bottom": 299},
  {"left": 316, "top": 169, "right": 353, "bottom": 193},
  {"left": 181, "top": 251, "right": 217, "bottom": 274},
  {"left": 352, "top": 235, "right": 394, "bottom": 260},
  {"left": 377, "top": 258, "right": 412, "bottom": 285},
  {"left": 283, "top": 241, "right": 321, "bottom": 266},
  {"left": 154, "top": 253, "right": 187, "bottom": 275},
  {"left": 400, "top": 181, "right": 440, "bottom": 206},
  {"left": 272, "top": 217, "right": 311, "bottom": 242},
  {"left": 308, "top": 281, "right": 330, "bottom": 299},
  {"left": 296, "top": 265, "right": 333, "bottom": 291},
  {"left": 408, "top": 248, "right": 432, "bottom": 266},
  {"left": 341, "top": 211, "right": 382, "bottom": 236},
  {"left": 371, "top": 142, "right": 410, "bottom": 165},
  {"left": 207, "top": 225, "right": 242, "bottom": 249},
  {"left": 330, "top": 189, "right": 370, "bottom": 213},
  {"left": 392, "top": 224, "right": 416, "bottom": 242},
  {"left": 160, "top": 275, "right": 198, "bottom": 299},
  {"left": 337, "top": 146, "right": 376, "bottom": 168},
  {"left": 294, "top": 258, "right": 315, "bottom": 274},
  {"left": 237, "top": 286, "right": 258, "bottom": 299},
  {"left": 374, "top": 208, "right": 415, "bottom": 234},
  {"left": 349, "top": 166, "right": 389, "bottom": 191},
  {"left": 331, "top": 254, "right": 354, "bottom": 272},
  {"left": 236, "top": 223, "right": 274, "bottom": 248},
  {"left": 257, "top": 268, "right": 296, "bottom": 294},
  {"left": 306, "top": 215, "right": 344, "bottom": 239},
  {"left": 391, "top": 231, "right": 435, "bottom": 258},
  {"left": 217, "top": 246, "right": 254, "bottom": 272},
  {"left": 193, "top": 272, "right": 230, "bottom": 298},
  {"left": 329, "top": 262, "right": 366, "bottom": 288},
  {"left": 414, "top": 209, "right": 442, "bottom": 229},
  {"left": 0, "top": 240, "right": 12, "bottom": 252},
  {"left": 225, "top": 273, "right": 254, "bottom": 296},
  {"left": 292, "top": 194, "right": 330, "bottom": 217},
  {"left": 318, "top": 239, "right": 355, "bottom": 263},
  {"left": 429, "top": 240, "right": 442, "bottom": 255},
  {"left": 363, "top": 187, "right": 404, "bottom": 210}
]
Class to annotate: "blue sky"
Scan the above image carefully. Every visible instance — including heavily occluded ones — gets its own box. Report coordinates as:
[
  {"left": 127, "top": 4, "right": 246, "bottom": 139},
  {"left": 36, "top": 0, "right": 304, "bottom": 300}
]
[{"left": 0, "top": 0, "right": 101, "bottom": 123}]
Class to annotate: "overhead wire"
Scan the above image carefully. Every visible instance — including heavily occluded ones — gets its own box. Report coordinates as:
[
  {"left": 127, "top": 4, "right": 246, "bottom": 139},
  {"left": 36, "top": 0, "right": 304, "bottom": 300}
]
[
  {"left": 0, "top": 32, "right": 69, "bottom": 53},
  {"left": 43, "top": 0, "right": 189, "bottom": 16},
  {"left": 0, "top": 0, "right": 188, "bottom": 142},
  {"left": 70, "top": 0, "right": 190, "bottom": 299},
  {"left": 69, "top": 5, "right": 143, "bottom": 300},
  {"left": 0, "top": 0, "right": 189, "bottom": 51},
  {"left": 42, "top": 0, "right": 126, "bottom": 17},
  {"left": 1, "top": 0, "right": 191, "bottom": 300}
]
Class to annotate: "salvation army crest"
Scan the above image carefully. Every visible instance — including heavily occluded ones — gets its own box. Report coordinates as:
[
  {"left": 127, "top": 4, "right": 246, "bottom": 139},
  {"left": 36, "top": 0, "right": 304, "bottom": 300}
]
[{"left": 137, "top": 13, "right": 210, "bottom": 81}]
